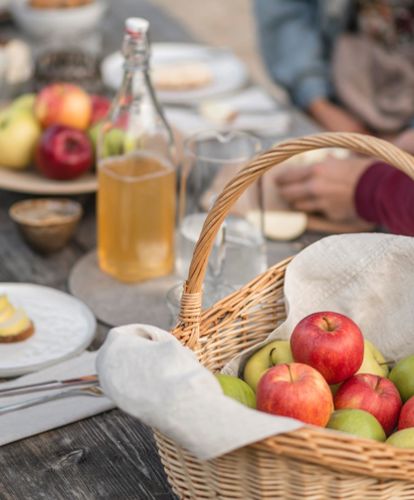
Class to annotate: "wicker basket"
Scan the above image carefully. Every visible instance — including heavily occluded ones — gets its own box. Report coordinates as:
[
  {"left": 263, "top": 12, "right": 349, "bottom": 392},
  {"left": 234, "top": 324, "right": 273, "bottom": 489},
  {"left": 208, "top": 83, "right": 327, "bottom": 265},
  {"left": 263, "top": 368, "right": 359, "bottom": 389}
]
[{"left": 156, "top": 132, "right": 414, "bottom": 499}]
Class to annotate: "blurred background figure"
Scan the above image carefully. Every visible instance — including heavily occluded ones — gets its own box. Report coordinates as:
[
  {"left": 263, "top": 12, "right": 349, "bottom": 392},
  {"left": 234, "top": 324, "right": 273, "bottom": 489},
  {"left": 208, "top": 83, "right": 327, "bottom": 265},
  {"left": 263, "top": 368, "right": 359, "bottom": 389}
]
[
  {"left": 276, "top": 128, "right": 414, "bottom": 235},
  {"left": 255, "top": 0, "right": 414, "bottom": 136}
]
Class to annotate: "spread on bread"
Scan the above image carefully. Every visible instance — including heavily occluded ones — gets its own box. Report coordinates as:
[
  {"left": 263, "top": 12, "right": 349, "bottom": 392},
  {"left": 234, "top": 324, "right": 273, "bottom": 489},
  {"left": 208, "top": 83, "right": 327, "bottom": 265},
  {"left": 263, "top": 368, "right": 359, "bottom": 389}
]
[{"left": 0, "top": 294, "right": 34, "bottom": 343}]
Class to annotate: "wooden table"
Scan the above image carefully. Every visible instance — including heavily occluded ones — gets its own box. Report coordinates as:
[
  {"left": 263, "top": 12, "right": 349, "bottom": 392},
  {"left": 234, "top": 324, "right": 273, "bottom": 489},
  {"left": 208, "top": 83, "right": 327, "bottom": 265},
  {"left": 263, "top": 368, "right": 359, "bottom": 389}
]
[{"left": 0, "top": 2, "right": 320, "bottom": 498}]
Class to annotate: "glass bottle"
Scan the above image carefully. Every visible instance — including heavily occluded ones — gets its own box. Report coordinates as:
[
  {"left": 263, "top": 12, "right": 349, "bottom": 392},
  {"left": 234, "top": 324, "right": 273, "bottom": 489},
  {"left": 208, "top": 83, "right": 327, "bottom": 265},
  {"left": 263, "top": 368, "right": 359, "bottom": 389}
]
[{"left": 97, "top": 17, "right": 176, "bottom": 283}]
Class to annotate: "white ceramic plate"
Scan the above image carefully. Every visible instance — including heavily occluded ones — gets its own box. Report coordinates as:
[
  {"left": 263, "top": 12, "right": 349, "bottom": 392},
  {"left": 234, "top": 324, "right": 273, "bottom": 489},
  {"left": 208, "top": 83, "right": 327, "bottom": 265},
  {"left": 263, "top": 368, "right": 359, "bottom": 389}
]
[
  {"left": 101, "top": 43, "right": 248, "bottom": 104},
  {"left": 0, "top": 283, "right": 96, "bottom": 377},
  {"left": 0, "top": 167, "right": 97, "bottom": 195}
]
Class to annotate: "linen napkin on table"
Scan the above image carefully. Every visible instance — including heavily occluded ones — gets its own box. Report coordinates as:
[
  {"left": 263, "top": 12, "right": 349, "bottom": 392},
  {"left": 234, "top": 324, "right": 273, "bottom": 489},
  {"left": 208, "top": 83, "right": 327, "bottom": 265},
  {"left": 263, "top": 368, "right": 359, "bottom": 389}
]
[
  {"left": 0, "top": 351, "right": 114, "bottom": 447},
  {"left": 97, "top": 233, "right": 414, "bottom": 461}
]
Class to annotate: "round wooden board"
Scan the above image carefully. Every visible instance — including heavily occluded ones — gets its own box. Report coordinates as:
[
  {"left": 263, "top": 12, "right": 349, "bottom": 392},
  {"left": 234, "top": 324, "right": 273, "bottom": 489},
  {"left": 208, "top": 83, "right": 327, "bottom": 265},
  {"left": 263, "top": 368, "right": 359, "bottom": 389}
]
[{"left": 0, "top": 166, "right": 97, "bottom": 195}]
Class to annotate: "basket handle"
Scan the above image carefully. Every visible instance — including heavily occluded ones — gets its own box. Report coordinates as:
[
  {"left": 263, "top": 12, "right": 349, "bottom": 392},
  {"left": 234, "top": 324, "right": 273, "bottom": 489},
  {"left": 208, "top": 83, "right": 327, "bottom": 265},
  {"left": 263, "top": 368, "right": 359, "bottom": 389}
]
[{"left": 177, "top": 132, "right": 414, "bottom": 344}]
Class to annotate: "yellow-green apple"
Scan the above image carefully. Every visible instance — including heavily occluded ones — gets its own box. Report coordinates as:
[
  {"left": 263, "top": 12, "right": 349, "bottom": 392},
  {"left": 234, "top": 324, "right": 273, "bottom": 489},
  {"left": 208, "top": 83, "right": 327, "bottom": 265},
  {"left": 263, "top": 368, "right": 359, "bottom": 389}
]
[
  {"left": 290, "top": 311, "right": 364, "bottom": 384},
  {"left": 89, "top": 124, "right": 125, "bottom": 159},
  {"left": 389, "top": 355, "right": 414, "bottom": 402},
  {"left": 334, "top": 373, "right": 402, "bottom": 435},
  {"left": 327, "top": 409, "right": 386, "bottom": 442},
  {"left": 35, "top": 83, "right": 92, "bottom": 130},
  {"left": 397, "top": 395, "right": 414, "bottom": 430},
  {"left": 215, "top": 374, "right": 256, "bottom": 409},
  {"left": 0, "top": 107, "right": 41, "bottom": 168},
  {"left": 357, "top": 340, "right": 388, "bottom": 377},
  {"left": 257, "top": 362, "right": 334, "bottom": 426},
  {"left": 243, "top": 340, "right": 293, "bottom": 392},
  {"left": 386, "top": 428, "right": 414, "bottom": 448},
  {"left": 35, "top": 125, "right": 93, "bottom": 180},
  {"left": 11, "top": 93, "right": 36, "bottom": 113}
]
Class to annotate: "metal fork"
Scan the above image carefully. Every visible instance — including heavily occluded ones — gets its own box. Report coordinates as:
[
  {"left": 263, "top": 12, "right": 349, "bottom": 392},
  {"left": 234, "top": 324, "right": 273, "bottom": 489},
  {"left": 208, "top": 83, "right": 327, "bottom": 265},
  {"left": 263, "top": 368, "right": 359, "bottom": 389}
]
[{"left": 0, "top": 386, "right": 104, "bottom": 416}]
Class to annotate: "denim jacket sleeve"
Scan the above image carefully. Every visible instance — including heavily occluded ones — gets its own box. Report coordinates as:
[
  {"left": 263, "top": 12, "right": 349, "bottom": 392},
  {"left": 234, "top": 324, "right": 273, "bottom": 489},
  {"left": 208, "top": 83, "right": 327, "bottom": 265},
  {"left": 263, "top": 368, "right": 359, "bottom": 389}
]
[{"left": 254, "top": 0, "right": 331, "bottom": 109}]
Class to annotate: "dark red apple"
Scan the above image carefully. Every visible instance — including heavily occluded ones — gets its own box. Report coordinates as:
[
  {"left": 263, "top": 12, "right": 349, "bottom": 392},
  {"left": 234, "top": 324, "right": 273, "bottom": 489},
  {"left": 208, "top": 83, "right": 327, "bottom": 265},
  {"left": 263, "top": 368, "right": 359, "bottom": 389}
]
[
  {"left": 90, "top": 95, "right": 111, "bottom": 125},
  {"left": 398, "top": 395, "right": 414, "bottom": 430},
  {"left": 334, "top": 373, "right": 402, "bottom": 435},
  {"left": 290, "top": 311, "right": 364, "bottom": 384},
  {"left": 35, "top": 125, "right": 93, "bottom": 180},
  {"left": 257, "top": 362, "right": 334, "bottom": 427}
]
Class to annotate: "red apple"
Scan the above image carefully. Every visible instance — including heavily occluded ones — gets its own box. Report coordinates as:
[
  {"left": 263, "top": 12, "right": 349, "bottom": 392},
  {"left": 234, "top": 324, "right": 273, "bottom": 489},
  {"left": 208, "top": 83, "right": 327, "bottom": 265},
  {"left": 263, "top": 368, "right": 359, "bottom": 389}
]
[
  {"left": 35, "top": 125, "right": 93, "bottom": 180},
  {"left": 290, "top": 311, "right": 364, "bottom": 384},
  {"left": 398, "top": 396, "right": 414, "bottom": 430},
  {"left": 257, "top": 362, "right": 334, "bottom": 427},
  {"left": 90, "top": 95, "right": 111, "bottom": 125},
  {"left": 334, "top": 373, "right": 402, "bottom": 435},
  {"left": 35, "top": 83, "right": 92, "bottom": 130}
]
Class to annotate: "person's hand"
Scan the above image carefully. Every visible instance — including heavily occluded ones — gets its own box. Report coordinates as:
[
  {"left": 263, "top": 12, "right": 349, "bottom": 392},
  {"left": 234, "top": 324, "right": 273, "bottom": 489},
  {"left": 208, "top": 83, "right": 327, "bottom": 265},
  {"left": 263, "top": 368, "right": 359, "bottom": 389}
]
[
  {"left": 309, "top": 98, "right": 369, "bottom": 134},
  {"left": 276, "top": 156, "right": 372, "bottom": 222},
  {"left": 393, "top": 128, "right": 414, "bottom": 155}
]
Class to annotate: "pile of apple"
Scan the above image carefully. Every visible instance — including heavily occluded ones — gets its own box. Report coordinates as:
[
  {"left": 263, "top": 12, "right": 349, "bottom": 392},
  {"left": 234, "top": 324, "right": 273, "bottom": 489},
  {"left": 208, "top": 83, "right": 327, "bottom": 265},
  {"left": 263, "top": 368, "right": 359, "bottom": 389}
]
[
  {"left": 0, "top": 82, "right": 111, "bottom": 180},
  {"left": 218, "top": 311, "right": 414, "bottom": 448}
]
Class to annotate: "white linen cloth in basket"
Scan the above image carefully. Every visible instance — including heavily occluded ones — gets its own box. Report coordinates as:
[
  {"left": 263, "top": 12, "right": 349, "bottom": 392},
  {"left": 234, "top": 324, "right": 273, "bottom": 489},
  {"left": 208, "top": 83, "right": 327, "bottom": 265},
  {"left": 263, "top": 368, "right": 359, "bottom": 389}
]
[{"left": 97, "top": 233, "right": 414, "bottom": 460}]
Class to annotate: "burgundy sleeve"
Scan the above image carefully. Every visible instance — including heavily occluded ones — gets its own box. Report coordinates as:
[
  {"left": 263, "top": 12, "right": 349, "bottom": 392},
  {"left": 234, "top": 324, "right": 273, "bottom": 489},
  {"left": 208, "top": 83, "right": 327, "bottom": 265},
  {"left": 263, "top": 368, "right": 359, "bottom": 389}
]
[{"left": 355, "top": 161, "right": 414, "bottom": 236}]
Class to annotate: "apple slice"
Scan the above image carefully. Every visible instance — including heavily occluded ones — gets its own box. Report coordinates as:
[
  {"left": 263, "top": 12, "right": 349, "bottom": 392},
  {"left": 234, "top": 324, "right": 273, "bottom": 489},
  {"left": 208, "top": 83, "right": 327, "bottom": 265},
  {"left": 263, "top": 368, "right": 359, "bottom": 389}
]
[{"left": 247, "top": 210, "right": 307, "bottom": 241}]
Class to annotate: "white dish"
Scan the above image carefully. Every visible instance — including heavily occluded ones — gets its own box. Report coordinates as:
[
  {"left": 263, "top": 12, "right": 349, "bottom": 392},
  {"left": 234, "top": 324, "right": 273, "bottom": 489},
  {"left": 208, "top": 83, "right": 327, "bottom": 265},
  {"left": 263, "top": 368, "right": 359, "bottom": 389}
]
[
  {"left": 165, "top": 107, "right": 292, "bottom": 138},
  {"left": 10, "top": 0, "right": 107, "bottom": 40},
  {"left": 101, "top": 43, "right": 248, "bottom": 104},
  {"left": 0, "top": 167, "right": 97, "bottom": 195},
  {"left": 0, "top": 283, "right": 96, "bottom": 377}
]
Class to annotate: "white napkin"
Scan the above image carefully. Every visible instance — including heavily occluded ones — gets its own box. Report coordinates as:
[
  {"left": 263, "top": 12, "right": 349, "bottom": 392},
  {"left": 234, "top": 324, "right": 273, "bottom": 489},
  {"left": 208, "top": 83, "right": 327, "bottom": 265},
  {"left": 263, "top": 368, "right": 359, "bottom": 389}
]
[
  {"left": 96, "top": 233, "right": 414, "bottom": 460},
  {"left": 0, "top": 351, "right": 114, "bottom": 447},
  {"left": 97, "top": 325, "right": 301, "bottom": 460}
]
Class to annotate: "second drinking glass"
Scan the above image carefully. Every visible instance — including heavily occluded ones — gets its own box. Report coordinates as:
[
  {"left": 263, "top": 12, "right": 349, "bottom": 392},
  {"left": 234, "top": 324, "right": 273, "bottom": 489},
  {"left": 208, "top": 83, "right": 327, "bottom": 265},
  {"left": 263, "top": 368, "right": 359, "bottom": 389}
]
[{"left": 177, "top": 130, "right": 267, "bottom": 287}]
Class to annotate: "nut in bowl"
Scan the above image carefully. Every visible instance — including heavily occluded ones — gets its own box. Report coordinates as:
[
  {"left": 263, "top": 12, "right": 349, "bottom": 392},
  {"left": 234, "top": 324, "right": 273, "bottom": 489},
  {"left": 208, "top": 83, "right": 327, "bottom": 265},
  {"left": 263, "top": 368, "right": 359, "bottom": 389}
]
[{"left": 9, "top": 198, "right": 82, "bottom": 253}]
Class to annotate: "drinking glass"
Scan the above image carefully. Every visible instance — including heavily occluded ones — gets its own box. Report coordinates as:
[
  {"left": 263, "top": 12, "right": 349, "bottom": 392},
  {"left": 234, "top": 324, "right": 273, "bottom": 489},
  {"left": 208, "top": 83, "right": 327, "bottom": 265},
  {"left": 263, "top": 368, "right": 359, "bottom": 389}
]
[{"left": 177, "top": 130, "right": 267, "bottom": 287}]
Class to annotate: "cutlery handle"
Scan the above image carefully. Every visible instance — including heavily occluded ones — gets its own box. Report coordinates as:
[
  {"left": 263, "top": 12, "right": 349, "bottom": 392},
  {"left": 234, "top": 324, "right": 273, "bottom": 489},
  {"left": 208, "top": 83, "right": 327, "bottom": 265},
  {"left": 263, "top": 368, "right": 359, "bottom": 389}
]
[
  {"left": 0, "top": 391, "right": 72, "bottom": 415},
  {"left": 0, "top": 375, "right": 98, "bottom": 398}
]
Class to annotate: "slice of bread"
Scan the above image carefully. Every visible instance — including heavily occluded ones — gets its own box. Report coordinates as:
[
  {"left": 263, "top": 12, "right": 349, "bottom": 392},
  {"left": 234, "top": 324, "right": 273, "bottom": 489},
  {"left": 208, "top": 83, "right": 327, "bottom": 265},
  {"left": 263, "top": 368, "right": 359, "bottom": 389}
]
[
  {"left": 0, "top": 301, "right": 35, "bottom": 343},
  {"left": 0, "top": 322, "right": 34, "bottom": 343}
]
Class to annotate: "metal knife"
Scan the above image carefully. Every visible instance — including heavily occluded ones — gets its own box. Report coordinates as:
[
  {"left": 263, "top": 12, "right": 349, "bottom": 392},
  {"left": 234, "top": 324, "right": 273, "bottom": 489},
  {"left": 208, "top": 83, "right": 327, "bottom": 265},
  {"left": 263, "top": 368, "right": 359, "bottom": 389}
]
[{"left": 0, "top": 374, "right": 99, "bottom": 398}]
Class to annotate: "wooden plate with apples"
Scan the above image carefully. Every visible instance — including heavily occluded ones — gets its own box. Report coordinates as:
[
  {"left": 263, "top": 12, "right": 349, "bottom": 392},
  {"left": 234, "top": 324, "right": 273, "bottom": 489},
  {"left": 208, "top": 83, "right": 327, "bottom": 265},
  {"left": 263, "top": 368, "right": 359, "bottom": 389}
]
[{"left": 0, "top": 83, "right": 110, "bottom": 194}]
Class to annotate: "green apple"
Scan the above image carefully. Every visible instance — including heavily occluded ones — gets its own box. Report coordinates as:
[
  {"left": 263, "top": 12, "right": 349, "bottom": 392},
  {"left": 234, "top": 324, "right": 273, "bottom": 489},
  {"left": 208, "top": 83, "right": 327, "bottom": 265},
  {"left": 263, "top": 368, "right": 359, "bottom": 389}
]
[
  {"left": 0, "top": 108, "right": 41, "bottom": 168},
  {"left": 11, "top": 93, "right": 36, "bottom": 114},
  {"left": 386, "top": 428, "right": 414, "bottom": 448},
  {"left": 215, "top": 374, "right": 256, "bottom": 409},
  {"left": 89, "top": 124, "right": 125, "bottom": 158},
  {"left": 243, "top": 340, "right": 293, "bottom": 392},
  {"left": 357, "top": 340, "right": 388, "bottom": 377},
  {"left": 389, "top": 355, "right": 414, "bottom": 402},
  {"left": 327, "top": 409, "right": 386, "bottom": 442},
  {"left": 88, "top": 122, "right": 100, "bottom": 151}
]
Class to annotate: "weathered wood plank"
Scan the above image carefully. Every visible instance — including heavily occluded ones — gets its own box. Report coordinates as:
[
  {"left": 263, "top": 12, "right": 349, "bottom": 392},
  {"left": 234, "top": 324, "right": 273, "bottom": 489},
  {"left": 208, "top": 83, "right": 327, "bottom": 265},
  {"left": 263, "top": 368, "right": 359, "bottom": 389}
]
[{"left": 0, "top": 410, "right": 175, "bottom": 500}]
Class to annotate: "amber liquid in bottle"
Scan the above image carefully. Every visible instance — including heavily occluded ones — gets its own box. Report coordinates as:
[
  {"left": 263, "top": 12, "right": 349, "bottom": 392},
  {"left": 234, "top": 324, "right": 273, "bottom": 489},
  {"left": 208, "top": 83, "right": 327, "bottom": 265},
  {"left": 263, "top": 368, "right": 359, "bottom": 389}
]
[{"left": 98, "top": 152, "right": 175, "bottom": 282}]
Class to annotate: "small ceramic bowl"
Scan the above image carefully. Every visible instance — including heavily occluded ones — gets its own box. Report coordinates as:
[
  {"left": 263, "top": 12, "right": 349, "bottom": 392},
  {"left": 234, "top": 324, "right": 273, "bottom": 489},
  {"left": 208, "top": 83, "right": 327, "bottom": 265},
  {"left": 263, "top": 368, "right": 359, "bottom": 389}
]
[{"left": 9, "top": 198, "right": 83, "bottom": 253}]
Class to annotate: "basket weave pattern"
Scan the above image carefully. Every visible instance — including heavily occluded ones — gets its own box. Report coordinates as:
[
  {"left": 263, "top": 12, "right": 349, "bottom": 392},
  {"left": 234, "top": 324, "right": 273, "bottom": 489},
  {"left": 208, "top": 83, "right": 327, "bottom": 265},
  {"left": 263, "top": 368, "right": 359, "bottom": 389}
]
[{"left": 155, "top": 133, "right": 414, "bottom": 499}]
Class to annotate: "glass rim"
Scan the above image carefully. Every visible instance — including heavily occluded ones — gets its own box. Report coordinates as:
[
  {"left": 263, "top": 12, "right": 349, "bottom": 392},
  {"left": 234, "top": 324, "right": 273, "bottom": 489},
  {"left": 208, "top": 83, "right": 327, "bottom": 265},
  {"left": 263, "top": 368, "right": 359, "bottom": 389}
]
[{"left": 183, "top": 129, "right": 263, "bottom": 165}]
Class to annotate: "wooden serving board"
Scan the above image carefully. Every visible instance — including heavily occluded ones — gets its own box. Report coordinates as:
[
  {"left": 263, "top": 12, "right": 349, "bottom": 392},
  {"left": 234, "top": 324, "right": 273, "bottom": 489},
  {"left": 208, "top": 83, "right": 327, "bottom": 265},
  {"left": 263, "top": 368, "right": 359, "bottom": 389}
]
[{"left": 0, "top": 166, "right": 97, "bottom": 195}]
